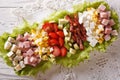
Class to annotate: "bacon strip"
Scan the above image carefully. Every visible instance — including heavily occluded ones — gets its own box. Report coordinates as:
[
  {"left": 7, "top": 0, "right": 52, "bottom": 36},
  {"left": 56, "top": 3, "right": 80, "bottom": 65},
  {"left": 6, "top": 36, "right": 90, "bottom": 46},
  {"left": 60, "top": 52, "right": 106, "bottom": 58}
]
[{"left": 65, "top": 14, "right": 87, "bottom": 50}]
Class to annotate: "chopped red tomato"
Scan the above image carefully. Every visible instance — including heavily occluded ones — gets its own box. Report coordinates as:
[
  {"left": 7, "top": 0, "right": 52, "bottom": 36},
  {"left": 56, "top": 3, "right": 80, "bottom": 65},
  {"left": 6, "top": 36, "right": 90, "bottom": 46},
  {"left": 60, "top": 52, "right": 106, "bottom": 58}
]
[
  {"left": 49, "top": 39, "right": 59, "bottom": 46},
  {"left": 48, "top": 32, "right": 58, "bottom": 39},
  {"left": 61, "top": 47, "right": 67, "bottom": 57},
  {"left": 52, "top": 46, "right": 61, "bottom": 57},
  {"left": 58, "top": 37, "right": 64, "bottom": 47},
  {"left": 56, "top": 31, "right": 64, "bottom": 38}
]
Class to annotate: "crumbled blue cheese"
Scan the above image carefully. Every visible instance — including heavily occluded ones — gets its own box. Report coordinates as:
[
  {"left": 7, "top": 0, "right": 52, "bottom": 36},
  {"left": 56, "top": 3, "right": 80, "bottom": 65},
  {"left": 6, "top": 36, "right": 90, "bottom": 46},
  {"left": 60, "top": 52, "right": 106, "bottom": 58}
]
[
  {"left": 14, "top": 56, "right": 23, "bottom": 62},
  {"left": 12, "top": 61, "right": 18, "bottom": 66},
  {"left": 19, "top": 61, "right": 25, "bottom": 68},
  {"left": 14, "top": 64, "right": 22, "bottom": 71},
  {"left": 7, "top": 51, "right": 15, "bottom": 57},
  {"left": 4, "top": 41, "right": 12, "bottom": 50},
  {"left": 16, "top": 49, "right": 21, "bottom": 55},
  {"left": 7, "top": 37, "right": 15, "bottom": 43},
  {"left": 11, "top": 44, "right": 17, "bottom": 52}
]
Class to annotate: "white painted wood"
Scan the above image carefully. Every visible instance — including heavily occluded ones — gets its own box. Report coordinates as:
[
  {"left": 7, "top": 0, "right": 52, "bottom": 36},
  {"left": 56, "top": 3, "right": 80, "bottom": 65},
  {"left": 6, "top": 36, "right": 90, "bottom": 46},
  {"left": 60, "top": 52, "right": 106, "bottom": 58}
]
[{"left": 0, "top": 0, "right": 35, "bottom": 7}]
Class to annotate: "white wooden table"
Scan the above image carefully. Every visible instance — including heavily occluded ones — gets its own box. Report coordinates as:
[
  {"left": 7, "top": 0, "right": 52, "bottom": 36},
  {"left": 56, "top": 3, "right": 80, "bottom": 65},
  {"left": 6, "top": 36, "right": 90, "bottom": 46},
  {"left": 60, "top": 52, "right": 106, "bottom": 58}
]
[{"left": 0, "top": 0, "right": 120, "bottom": 80}]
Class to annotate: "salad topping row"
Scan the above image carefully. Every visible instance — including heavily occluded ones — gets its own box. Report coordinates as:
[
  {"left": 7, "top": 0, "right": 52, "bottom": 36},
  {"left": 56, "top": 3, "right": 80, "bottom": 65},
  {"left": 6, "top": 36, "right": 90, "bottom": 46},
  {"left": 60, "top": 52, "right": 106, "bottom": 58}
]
[{"left": 4, "top": 4, "right": 118, "bottom": 71}]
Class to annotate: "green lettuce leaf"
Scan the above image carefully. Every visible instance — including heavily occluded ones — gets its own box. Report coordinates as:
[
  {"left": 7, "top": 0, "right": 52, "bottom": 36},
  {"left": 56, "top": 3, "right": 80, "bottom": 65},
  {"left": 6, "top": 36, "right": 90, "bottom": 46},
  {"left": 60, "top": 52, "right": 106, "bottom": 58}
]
[{"left": 43, "top": 10, "right": 70, "bottom": 23}]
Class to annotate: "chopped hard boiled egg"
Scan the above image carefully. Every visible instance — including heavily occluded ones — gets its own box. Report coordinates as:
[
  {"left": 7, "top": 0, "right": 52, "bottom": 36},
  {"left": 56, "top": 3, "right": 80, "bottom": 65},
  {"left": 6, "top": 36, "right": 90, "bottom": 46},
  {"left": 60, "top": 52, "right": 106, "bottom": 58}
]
[{"left": 78, "top": 7, "right": 105, "bottom": 47}]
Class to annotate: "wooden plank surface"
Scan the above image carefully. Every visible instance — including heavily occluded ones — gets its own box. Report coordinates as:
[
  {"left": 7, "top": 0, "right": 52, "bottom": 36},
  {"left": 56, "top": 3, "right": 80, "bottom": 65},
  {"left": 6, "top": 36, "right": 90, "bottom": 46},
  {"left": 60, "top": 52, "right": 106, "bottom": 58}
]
[{"left": 0, "top": 0, "right": 35, "bottom": 79}]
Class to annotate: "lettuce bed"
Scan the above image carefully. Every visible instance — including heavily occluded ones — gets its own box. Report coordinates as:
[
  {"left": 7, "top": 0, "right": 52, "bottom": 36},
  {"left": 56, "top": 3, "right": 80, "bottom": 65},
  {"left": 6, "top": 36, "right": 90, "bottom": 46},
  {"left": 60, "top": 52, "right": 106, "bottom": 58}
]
[{"left": 0, "top": 1, "right": 119, "bottom": 76}]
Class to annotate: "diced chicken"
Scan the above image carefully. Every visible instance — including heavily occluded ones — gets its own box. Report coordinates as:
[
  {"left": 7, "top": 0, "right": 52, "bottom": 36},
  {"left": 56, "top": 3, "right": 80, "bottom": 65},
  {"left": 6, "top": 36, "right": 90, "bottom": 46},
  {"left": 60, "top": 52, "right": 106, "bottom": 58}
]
[
  {"left": 14, "top": 64, "right": 22, "bottom": 71},
  {"left": 98, "top": 4, "right": 106, "bottom": 12},
  {"left": 4, "top": 41, "right": 12, "bottom": 50},
  {"left": 105, "top": 27, "right": 112, "bottom": 34},
  {"left": 16, "top": 34, "right": 25, "bottom": 41},
  {"left": 23, "top": 41, "right": 30, "bottom": 48},
  {"left": 7, "top": 51, "right": 15, "bottom": 57},
  {"left": 29, "top": 56, "right": 37, "bottom": 63},
  {"left": 11, "top": 44, "right": 18, "bottom": 52},
  {"left": 100, "top": 12, "right": 108, "bottom": 19},
  {"left": 16, "top": 49, "right": 21, "bottom": 55},
  {"left": 24, "top": 32, "right": 31, "bottom": 40},
  {"left": 19, "top": 61, "right": 25, "bottom": 68},
  {"left": 7, "top": 37, "right": 15, "bottom": 43},
  {"left": 18, "top": 42, "right": 24, "bottom": 48},
  {"left": 104, "top": 35, "right": 111, "bottom": 41},
  {"left": 26, "top": 49, "right": 34, "bottom": 56},
  {"left": 101, "top": 19, "right": 109, "bottom": 25},
  {"left": 111, "top": 30, "right": 118, "bottom": 36},
  {"left": 109, "top": 19, "right": 115, "bottom": 26}
]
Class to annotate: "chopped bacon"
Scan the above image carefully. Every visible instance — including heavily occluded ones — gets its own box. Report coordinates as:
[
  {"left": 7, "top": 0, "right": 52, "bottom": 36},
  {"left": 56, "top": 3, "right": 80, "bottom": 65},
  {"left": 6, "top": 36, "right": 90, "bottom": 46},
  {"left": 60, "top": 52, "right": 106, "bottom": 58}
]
[{"left": 65, "top": 14, "right": 87, "bottom": 50}]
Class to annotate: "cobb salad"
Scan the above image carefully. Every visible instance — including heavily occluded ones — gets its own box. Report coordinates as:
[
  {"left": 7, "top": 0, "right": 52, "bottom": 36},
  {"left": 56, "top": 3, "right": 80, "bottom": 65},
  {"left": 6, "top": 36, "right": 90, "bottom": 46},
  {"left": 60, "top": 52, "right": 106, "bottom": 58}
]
[{"left": 0, "top": 1, "right": 119, "bottom": 76}]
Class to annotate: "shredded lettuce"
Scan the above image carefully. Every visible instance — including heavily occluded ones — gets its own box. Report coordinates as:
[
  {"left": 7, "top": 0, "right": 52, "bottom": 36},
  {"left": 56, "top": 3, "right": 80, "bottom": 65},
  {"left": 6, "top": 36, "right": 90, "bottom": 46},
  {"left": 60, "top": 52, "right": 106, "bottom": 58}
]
[
  {"left": 0, "top": 0, "right": 119, "bottom": 76},
  {"left": 43, "top": 10, "right": 70, "bottom": 23}
]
